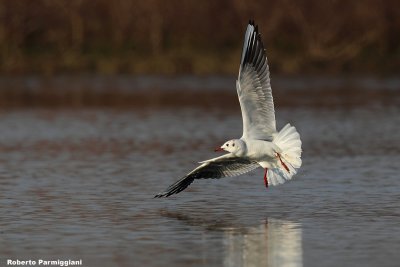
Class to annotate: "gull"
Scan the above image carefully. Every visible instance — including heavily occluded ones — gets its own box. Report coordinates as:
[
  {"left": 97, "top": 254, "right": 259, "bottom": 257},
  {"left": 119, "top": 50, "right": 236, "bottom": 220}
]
[{"left": 155, "top": 20, "right": 302, "bottom": 198}]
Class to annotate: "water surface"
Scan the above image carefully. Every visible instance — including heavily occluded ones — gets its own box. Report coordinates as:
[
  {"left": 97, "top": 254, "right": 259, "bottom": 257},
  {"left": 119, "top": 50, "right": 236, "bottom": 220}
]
[{"left": 0, "top": 105, "right": 399, "bottom": 267}]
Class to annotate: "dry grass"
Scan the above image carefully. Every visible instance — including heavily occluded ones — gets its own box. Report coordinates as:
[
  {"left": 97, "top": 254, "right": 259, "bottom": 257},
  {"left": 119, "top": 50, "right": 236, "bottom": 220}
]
[{"left": 0, "top": 0, "right": 399, "bottom": 75}]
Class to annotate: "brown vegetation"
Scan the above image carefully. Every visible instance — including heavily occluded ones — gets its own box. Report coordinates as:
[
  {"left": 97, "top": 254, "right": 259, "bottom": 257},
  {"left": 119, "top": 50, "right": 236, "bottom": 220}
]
[{"left": 0, "top": 0, "right": 399, "bottom": 75}]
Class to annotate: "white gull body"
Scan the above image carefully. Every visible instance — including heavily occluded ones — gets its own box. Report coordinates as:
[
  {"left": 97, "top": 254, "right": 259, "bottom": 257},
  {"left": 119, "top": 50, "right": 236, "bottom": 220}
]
[{"left": 155, "top": 21, "right": 302, "bottom": 198}]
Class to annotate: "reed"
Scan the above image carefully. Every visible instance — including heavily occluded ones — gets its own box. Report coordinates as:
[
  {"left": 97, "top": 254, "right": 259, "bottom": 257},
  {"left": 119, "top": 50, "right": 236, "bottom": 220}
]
[{"left": 0, "top": 0, "right": 398, "bottom": 75}]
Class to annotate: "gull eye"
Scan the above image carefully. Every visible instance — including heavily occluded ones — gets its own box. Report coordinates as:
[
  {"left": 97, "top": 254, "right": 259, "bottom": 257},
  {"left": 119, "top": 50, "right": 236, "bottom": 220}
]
[
  {"left": 227, "top": 144, "right": 229, "bottom": 147},
  {"left": 232, "top": 143, "right": 235, "bottom": 147}
]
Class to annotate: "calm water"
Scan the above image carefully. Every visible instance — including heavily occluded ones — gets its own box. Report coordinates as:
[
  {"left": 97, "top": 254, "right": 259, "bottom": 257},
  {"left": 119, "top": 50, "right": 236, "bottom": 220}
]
[{"left": 0, "top": 105, "right": 399, "bottom": 267}]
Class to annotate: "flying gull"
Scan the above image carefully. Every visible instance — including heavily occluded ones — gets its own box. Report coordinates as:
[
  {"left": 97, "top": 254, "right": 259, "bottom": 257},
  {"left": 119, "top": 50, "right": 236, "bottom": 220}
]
[{"left": 155, "top": 20, "right": 302, "bottom": 198}]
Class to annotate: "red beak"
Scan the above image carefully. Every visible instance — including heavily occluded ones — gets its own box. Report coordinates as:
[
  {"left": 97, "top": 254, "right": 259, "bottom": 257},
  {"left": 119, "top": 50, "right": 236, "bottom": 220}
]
[{"left": 214, "top": 147, "right": 224, "bottom": 152}]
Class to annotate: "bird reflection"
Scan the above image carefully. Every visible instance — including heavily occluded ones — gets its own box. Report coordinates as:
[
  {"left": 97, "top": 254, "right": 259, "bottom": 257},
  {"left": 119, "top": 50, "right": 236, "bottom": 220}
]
[
  {"left": 223, "top": 219, "right": 302, "bottom": 267},
  {"left": 159, "top": 210, "right": 302, "bottom": 267}
]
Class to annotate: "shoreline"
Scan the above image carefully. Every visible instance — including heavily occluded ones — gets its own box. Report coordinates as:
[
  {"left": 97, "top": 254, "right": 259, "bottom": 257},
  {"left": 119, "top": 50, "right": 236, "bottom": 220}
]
[{"left": 0, "top": 75, "right": 398, "bottom": 108}]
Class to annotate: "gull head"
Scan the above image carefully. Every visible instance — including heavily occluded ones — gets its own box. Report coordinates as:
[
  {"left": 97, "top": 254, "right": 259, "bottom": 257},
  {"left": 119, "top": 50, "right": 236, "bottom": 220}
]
[{"left": 215, "top": 139, "right": 245, "bottom": 155}]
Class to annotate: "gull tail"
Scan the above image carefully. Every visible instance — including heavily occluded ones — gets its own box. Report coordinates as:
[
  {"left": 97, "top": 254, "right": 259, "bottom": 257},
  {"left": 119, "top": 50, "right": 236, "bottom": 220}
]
[
  {"left": 154, "top": 176, "right": 194, "bottom": 198},
  {"left": 268, "top": 123, "right": 302, "bottom": 186}
]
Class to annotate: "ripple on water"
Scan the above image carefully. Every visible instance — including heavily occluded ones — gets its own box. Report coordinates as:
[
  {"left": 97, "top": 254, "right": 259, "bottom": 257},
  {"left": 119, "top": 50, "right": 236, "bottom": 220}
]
[{"left": 0, "top": 106, "right": 399, "bottom": 267}]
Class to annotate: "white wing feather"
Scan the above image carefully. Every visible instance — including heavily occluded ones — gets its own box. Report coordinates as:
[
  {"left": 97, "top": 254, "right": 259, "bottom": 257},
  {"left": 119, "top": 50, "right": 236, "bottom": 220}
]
[{"left": 237, "top": 21, "right": 276, "bottom": 141}]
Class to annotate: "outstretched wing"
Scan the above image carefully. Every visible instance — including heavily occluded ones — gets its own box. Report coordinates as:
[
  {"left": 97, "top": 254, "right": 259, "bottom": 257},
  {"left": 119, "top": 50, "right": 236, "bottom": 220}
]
[
  {"left": 154, "top": 156, "right": 260, "bottom": 198},
  {"left": 237, "top": 20, "right": 276, "bottom": 141}
]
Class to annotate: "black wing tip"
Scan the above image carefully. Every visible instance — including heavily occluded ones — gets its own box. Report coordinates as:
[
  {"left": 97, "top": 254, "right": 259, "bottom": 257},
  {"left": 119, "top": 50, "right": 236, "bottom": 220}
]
[
  {"left": 154, "top": 192, "right": 168, "bottom": 198},
  {"left": 242, "top": 19, "right": 266, "bottom": 69},
  {"left": 248, "top": 19, "right": 258, "bottom": 33},
  {"left": 154, "top": 190, "right": 175, "bottom": 198},
  {"left": 154, "top": 192, "right": 162, "bottom": 198},
  {"left": 154, "top": 176, "right": 195, "bottom": 199},
  {"left": 154, "top": 190, "right": 176, "bottom": 198}
]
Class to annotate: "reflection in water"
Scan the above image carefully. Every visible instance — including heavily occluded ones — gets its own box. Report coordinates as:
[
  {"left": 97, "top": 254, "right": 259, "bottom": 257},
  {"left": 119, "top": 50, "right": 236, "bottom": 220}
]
[
  {"left": 1, "top": 108, "right": 399, "bottom": 266},
  {"left": 223, "top": 219, "right": 302, "bottom": 267}
]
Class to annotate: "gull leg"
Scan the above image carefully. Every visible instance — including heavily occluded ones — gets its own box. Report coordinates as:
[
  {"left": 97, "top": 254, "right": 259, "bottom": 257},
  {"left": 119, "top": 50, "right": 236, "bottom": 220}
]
[
  {"left": 264, "top": 168, "right": 268, "bottom": 188},
  {"left": 277, "top": 153, "right": 290, "bottom": 173}
]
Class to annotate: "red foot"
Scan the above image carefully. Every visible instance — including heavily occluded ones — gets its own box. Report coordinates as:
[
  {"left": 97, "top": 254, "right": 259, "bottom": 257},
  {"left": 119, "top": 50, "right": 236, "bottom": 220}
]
[
  {"left": 277, "top": 153, "right": 290, "bottom": 173},
  {"left": 264, "top": 168, "right": 268, "bottom": 188}
]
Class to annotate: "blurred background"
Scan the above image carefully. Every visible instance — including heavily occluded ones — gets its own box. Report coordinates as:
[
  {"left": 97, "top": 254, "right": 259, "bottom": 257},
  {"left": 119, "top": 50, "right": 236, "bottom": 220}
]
[
  {"left": 1, "top": 1, "right": 400, "bottom": 267},
  {"left": 1, "top": 0, "right": 400, "bottom": 75},
  {"left": 0, "top": 0, "right": 399, "bottom": 107}
]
